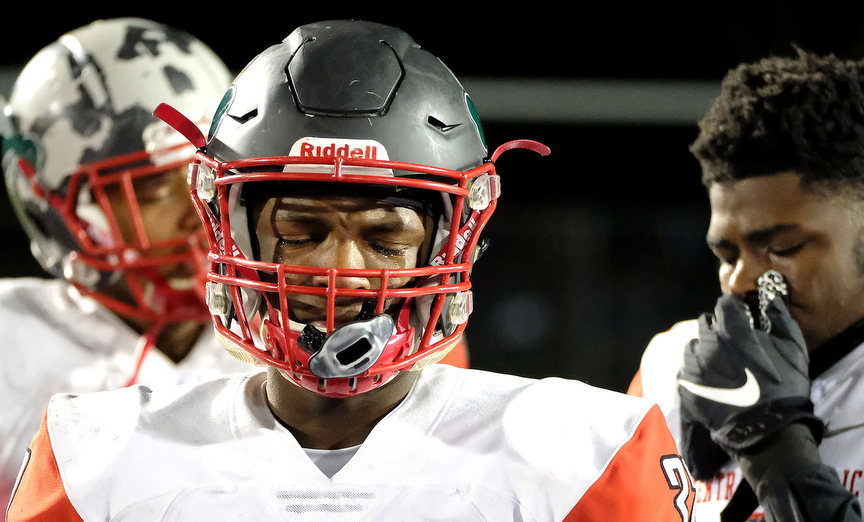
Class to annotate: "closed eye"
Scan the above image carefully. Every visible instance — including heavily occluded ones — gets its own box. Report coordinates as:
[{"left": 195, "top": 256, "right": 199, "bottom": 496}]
[
  {"left": 769, "top": 243, "right": 804, "bottom": 257},
  {"left": 277, "top": 237, "right": 315, "bottom": 247},
  {"left": 367, "top": 242, "right": 407, "bottom": 257}
]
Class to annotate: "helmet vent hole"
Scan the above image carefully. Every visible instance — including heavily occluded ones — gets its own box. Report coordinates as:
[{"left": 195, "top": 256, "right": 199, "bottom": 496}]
[
  {"left": 427, "top": 116, "right": 461, "bottom": 133},
  {"left": 336, "top": 339, "right": 372, "bottom": 367},
  {"left": 230, "top": 108, "right": 258, "bottom": 124}
]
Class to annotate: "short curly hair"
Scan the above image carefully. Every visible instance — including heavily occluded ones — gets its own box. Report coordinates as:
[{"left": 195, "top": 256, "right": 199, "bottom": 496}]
[{"left": 691, "top": 47, "right": 864, "bottom": 194}]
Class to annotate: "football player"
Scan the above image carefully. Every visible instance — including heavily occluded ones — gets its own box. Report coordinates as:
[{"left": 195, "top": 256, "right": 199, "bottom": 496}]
[
  {"left": 9, "top": 20, "right": 694, "bottom": 521},
  {"left": 629, "top": 49, "right": 864, "bottom": 521},
  {"left": 0, "top": 18, "right": 253, "bottom": 505}
]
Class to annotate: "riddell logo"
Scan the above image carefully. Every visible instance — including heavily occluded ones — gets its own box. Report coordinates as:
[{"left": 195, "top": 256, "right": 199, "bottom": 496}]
[
  {"left": 430, "top": 215, "right": 478, "bottom": 267},
  {"left": 291, "top": 137, "right": 389, "bottom": 161}
]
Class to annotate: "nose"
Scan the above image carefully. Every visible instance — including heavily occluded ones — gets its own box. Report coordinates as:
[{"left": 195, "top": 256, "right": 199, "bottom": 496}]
[
  {"left": 310, "top": 239, "right": 373, "bottom": 290},
  {"left": 722, "top": 252, "right": 768, "bottom": 298}
]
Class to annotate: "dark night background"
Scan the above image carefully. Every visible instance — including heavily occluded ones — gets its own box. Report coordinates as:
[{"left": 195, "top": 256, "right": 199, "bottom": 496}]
[{"left": 2, "top": 3, "right": 864, "bottom": 392}]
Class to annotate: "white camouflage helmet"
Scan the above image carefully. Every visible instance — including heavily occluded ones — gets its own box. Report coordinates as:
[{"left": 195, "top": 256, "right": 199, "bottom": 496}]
[{"left": 1, "top": 17, "right": 233, "bottom": 324}]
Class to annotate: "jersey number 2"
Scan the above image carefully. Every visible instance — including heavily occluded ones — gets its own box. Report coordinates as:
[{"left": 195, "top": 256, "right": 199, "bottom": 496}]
[{"left": 661, "top": 455, "right": 695, "bottom": 522}]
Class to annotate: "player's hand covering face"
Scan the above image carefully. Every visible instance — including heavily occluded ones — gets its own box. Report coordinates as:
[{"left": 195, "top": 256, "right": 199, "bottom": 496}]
[
  {"left": 253, "top": 193, "right": 432, "bottom": 329},
  {"left": 676, "top": 271, "right": 823, "bottom": 478}
]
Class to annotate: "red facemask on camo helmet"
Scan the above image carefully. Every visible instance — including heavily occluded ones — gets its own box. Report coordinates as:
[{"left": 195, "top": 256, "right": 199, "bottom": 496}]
[
  {"left": 156, "top": 20, "right": 549, "bottom": 397},
  {"left": 1, "top": 17, "right": 233, "bottom": 325}
]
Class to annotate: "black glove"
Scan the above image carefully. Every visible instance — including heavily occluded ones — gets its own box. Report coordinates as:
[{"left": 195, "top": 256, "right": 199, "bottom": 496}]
[
  {"left": 678, "top": 413, "right": 732, "bottom": 480},
  {"left": 737, "top": 423, "right": 862, "bottom": 522},
  {"left": 677, "top": 272, "right": 823, "bottom": 459}
]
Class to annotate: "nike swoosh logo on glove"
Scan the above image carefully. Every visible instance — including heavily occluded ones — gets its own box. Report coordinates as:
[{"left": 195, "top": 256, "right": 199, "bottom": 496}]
[{"left": 678, "top": 368, "right": 760, "bottom": 407}]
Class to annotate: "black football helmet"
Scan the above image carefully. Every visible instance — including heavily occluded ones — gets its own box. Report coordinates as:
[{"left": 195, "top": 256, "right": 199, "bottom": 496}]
[{"left": 157, "top": 20, "right": 549, "bottom": 397}]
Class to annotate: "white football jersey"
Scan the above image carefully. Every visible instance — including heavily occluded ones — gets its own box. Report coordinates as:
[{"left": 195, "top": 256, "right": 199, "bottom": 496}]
[
  {"left": 9, "top": 365, "right": 695, "bottom": 521},
  {"left": 631, "top": 319, "right": 864, "bottom": 520},
  {"left": 0, "top": 277, "right": 253, "bottom": 506}
]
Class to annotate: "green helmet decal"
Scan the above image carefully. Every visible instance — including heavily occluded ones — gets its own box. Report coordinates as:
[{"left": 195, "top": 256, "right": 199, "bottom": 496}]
[
  {"left": 208, "top": 86, "right": 235, "bottom": 141},
  {"left": 2, "top": 133, "right": 48, "bottom": 259},
  {"left": 1, "top": 133, "right": 40, "bottom": 172},
  {"left": 464, "top": 93, "right": 486, "bottom": 151}
]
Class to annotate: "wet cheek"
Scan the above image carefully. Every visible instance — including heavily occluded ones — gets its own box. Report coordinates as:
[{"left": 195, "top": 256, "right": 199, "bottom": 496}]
[
  {"left": 275, "top": 248, "right": 312, "bottom": 268},
  {"left": 773, "top": 261, "right": 812, "bottom": 305},
  {"left": 370, "top": 248, "right": 420, "bottom": 289},
  {"left": 276, "top": 253, "right": 317, "bottom": 287},
  {"left": 257, "top": 237, "right": 278, "bottom": 263}
]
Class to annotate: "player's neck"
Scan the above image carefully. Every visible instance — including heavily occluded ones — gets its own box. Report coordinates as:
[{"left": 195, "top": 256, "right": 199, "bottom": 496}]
[
  {"left": 810, "top": 314, "right": 864, "bottom": 378},
  {"left": 115, "top": 312, "right": 204, "bottom": 364},
  {"left": 96, "top": 279, "right": 205, "bottom": 363},
  {"left": 264, "top": 367, "right": 419, "bottom": 450},
  {"left": 154, "top": 321, "right": 205, "bottom": 363}
]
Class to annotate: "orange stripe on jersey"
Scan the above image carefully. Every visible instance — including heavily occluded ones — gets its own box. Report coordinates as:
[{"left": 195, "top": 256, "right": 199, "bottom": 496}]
[
  {"left": 6, "top": 409, "right": 83, "bottom": 522},
  {"left": 563, "top": 405, "right": 694, "bottom": 521},
  {"left": 626, "top": 369, "right": 643, "bottom": 397}
]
